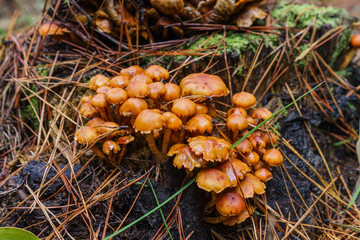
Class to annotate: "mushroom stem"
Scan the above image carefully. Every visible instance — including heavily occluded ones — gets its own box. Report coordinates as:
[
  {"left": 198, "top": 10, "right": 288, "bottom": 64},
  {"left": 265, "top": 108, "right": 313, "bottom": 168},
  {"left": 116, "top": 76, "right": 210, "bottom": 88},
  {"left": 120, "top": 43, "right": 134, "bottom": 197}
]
[
  {"left": 178, "top": 117, "right": 187, "bottom": 143},
  {"left": 204, "top": 191, "right": 217, "bottom": 214},
  {"left": 91, "top": 146, "right": 106, "bottom": 159},
  {"left": 148, "top": 98, "right": 155, "bottom": 109},
  {"left": 146, "top": 133, "right": 165, "bottom": 181},
  {"left": 108, "top": 151, "right": 117, "bottom": 166},
  {"left": 99, "top": 108, "right": 108, "bottom": 121},
  {"left": 232, "top": 130, "right": 239, "bottom": 142},
  {"left": 106, "top": 105, "right": 114, "bottom": 122},
  {"left": 161, "top": 128, "right": 171, "bottom": 158},
  {"left": 146, "top": 134, "right": 165, "bottom": 162},
  {"left": 118, "top": 145, "right": 126, "bottom": 165}
]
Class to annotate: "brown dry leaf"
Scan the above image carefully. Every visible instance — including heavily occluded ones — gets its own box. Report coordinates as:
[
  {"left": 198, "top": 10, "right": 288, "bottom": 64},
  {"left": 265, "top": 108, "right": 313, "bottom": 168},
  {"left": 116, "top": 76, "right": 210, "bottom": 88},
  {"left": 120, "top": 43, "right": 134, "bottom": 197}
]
[{"left": 232, "top": 5, "right": 267, "bottom": 27}]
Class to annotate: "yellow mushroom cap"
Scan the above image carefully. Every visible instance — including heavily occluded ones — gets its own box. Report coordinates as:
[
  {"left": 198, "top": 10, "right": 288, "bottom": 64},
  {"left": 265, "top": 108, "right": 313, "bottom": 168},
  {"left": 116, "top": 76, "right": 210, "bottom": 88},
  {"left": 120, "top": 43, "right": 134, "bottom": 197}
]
[
  {"left": 162, "top": 112, "right": 182, "bottom": 130},
  {"left": 105, "top": 88, "right": 128, "bottom": 105},
  {"left": 251, "top": 108, "right": 272, "bottom": 120},
  {"left": 102, "top": 140, "right": 120, "bottom": 155},
  {"left": 232, "top": 92, "right": 257, "bottom": 109},
  {"left": 162, "top": 83, "right": 181, "bottom": 101},
  {"left": 180, "top": 73, "right": 229, "bottom": 97},
  {"left": 120, "top": 65, "right": 143, "bottom": 79},
  {"left": 216, "top": 191, "right": 246, "bottom": 216},
  {"left": 196, "top": 168, "right": 231, "bottom": 193},
  {"left": 126, "top": 81, "right": 150, "bottom": 98},
  {"left": 188, "top": 136, "right": 231, "bottom": 162},
  {"left": 171, "top": 98, "right": 197, "bottom": 118},
  {"left": 131, "top": 74, "right": 153, "bottom": 84},
  {"left": 89, "top": 74, "right": 110, "bottom": 91},
  {"left": 80, "top": 102, "right": 99, "bottom": 118},
  {"left": 133, "top": 109, "right": 165, "bottom": 134},
  {"left": 236, "top": 173, "right": 265, "bottom": 198},
  {"left": 186, "top": 114, "right": 213, "bottom": 134},
  {"left": 90, "top": 94, "right": 107, "bottom": 108},
  {"left": 254, "top": 168, "right": 273, "bottom": 182},
  {"left": 109, "top": 75, "right": 129, "bottom": 88},
  {"left": 168, "top": 144, "right": 205, "bottom": 171},
  {"left": 144, "top": 65, "right": 170, "bottom": 81},
  {"left": 119, "top": 98, "right": 148, "bottom": 117},
  {"left": 226, "top": 114, "right": 248, "bottom": 132},
  {"left": 263, "top": 149, "right": 283, "bottom": 166},
  {"left": 148, "top": 82, "right": 166, "bottom": 99},
  {"left": 75, "top": 126, "right": 98, "bottom": 144},
  {"left": 216, "top": 159, "right": 251, "bottom": 187}
]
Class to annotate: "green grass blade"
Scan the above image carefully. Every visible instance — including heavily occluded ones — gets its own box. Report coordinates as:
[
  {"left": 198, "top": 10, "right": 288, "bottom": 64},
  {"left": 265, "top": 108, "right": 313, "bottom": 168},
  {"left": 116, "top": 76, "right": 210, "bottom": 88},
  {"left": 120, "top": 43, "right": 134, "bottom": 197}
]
[
  {"left": 104, "top": 177, "right": 196, "bottom": 240},
  {"left": 148, "top": 179, "right": 174, "bottom": 240},
  {"left": 231, "top": 82, "right": 324, "bottom": 150},
  {"left": 332, "top": 223, "right": 360, "bottom": 233}
]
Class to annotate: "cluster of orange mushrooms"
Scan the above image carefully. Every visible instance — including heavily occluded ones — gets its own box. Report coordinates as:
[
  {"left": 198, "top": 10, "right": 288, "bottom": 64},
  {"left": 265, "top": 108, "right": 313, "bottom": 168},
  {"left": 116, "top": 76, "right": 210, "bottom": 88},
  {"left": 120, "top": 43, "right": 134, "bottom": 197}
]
[{"left": 74, "top": 64, "right": 283, "bottom": 226}]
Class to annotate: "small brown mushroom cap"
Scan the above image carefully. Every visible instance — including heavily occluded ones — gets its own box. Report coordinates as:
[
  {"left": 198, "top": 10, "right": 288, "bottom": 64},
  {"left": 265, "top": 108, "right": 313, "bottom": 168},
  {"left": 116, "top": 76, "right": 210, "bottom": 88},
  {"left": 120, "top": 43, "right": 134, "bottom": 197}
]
[
  {"left": 249, "top": 135, "right": 266, "bottom": 152},
  {"left": 350, "top": 34, "right": 360, "bottom": 47},
  {"left": 98, "top": 122, "right": 122, "bottom": 137},
  {"left": 119, "top": 98, "right": 148, "bottom": 117},
  {"left": 89, "top": 75, "right": 110, "bottom": 91},
  {"left": 262, "top": 132, "right": 278, "bottom": 146},
  {"left": 105, "top": 88, "right": 128, "bottom": 105},
  {"left": 87, "top": 117, "right": 105, "bottom": 129},
  {"left": 80, "top": 102, "right": 99, "bottom": 118},
  {"left": 216, "top": 191, "right": 246, "bottom": 216},
  {"left": 144, "top": 65, "right": 170, "bottom": 81},
  {"left": 188, "top": 136, "right": 231, "bottom": 162},
  {"left": 236, "top": 173, "right": 265, "bottom": 198},
  {"left": 80, "top": 96, "right": 93, "bottom": 105},
  {"left": 131, "top": 74, "right": 153, "bottom": 84},
  {"left": 39, "top": 23, "right": 69, "bottom": 36},
  {"left": 196, "top": 168, "right": 231, "bottom": 193},
  {"left": 75, "top": 126, "right": 98, "bottom": 144},
  {"left": 251, "top": 108, "right": 272, "bottom": 120},
  {"left": 116, "top": 135, "right": 135, "bottom": 145},
  {"left": 216, "top": 159, "right": 251, "bottom": 187},
  {"left": 163, "top": 83, "right": 181, "bottom": 101},
  {"left": 263, "top": 149, "right": 283, "bottom": 166},
  {"left": 180, "top": 73, "right": 230, "bottom": 97},
  {"left": 96, "top": 86, "right": 112, "bottom": 94},
  {"left": 171, "top": 98, "right": 197, "bottom": 118},
  {"left": 244, "top": 151, "right": 260, "bottom": 165},
  {"left": 150, "top": 0, "right": 184, "bottom": 15},
  {"left": 232, "top": 92, "right": 257, "bottom": 109},
  {"left": 163, "top": 112, "right": 182, "bottom": 130},
  {"left": 109, "top": 75, "right": 129, "bottom": 88},
  {"left": 234, "top": 139, "right": 253, "bottom": 155},
  {"left": 168, "top": 144, "right": 206, "bottom": 171},
  {"left": 246, "top": 116, "right": 255, "bottom": 125},
  {"left": 102, "top": 140, "right": 121, "bottom": 155},
  {"left": 226, "top": 107, "right": 247, "bottom": 117},
  {"left": 90, "top": 94, "right": 108, "bottom": 108},
  {"left": 223, "top": 205, "right": 254, "bottom": 226},
  {"left": 254, "top": 168, "right": 273, "bottom": 182},
  {"left": 120, "top": 65, "right": 143, "bottom": 79},
  {"left": 186, "top": 114, "right": 213, "bottom": 134},
  {"left": 148, "top": 82, "right": 166, "bottom": 99},
  {"left": 126, "top": 81, "right": 150, "bottom": 98},
  {"left": 195, "top": 103, "right": 209, "bottom": 114},
  {"left": 252, "top": 160, "right": 268, "bottom": 171},
  {"left": 133, "top": 109, "right": 165, "bottom": 134},
  {"left": 226, "top": 114, "right": 248, "bottom": 132}
]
